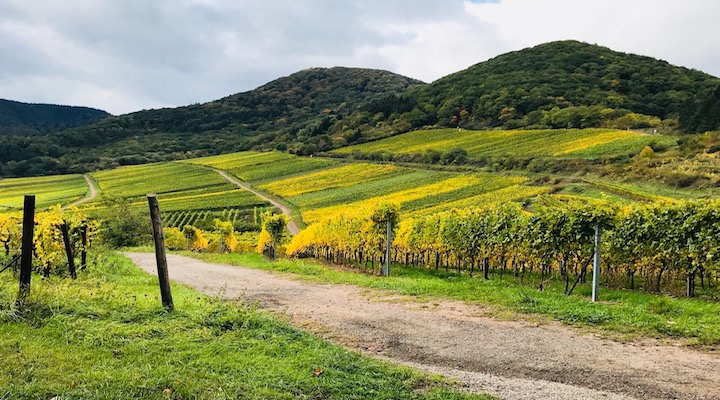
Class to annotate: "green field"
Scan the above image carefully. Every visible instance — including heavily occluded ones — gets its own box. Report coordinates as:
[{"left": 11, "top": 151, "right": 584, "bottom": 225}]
[
  {"left": 0, "top": 174, "right": 89, "bottom": 211},
  {"left": 182, "top": 151, "right": 337, "bottom": 183},
  {"left": 334, "top": 128, "right": 676, "bottom": 159},
  {"left": 87, "top": 162, "right": 270, "bottom": 213}
]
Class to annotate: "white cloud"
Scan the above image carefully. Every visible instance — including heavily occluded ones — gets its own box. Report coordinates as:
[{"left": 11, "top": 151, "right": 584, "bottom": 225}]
[{"left": 0, "top": 0, "right": 717, "bottom": 115}]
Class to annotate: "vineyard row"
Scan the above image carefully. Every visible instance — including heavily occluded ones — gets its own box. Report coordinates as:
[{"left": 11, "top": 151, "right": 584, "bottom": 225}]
[{"left": 287, "top": 201, "right": 720, "bottom": 297}]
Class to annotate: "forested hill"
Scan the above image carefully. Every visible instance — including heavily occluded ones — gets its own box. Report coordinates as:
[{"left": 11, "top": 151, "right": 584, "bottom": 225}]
[
  {"left": 3, "top": 41, "right": 720, "bottom": 177},
  {"left": 404, "top": 40, "right": 720, "bottom": 130},
  {"left": 0, "top": 99, "right": 110, "bottom": 136},
  {"left": 52, "top": 67, "right": 421, "bottom": 155}
]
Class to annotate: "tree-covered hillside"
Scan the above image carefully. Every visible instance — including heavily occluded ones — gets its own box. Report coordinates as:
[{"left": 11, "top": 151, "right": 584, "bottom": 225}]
[
  {"left": 2, "top": 41, "right": 720, "bottom": 177},
  {"left": 404, "top": 40, "right": 720, "bottom": 130},
  {"left": 0, "top": 99, "right": 110, "bottom": 136},
  {"left": 0, "top": 68, "right": 421, "bottom": 176}
]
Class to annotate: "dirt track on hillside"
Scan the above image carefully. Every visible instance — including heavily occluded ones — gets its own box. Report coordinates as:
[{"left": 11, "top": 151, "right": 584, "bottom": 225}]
[
  {"left": 214, "top": 170, "right": 300, "bottom": 235},
  {"left": 125, "top": 252, "right": 720, "bottom": 400},
  {"left": 62, "top": 174, "right": 97, "bottom": 210}
]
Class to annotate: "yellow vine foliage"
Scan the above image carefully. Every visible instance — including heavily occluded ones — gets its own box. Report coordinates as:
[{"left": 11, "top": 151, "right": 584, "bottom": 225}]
[
  {"left": 213, "top": 219, "right": 237, "bottom": 252},
  {"left": 1, "top": 206, "right": 97, "bottom": 274},
  {"left": 259, "top": 163, "right": 401, "bottom": 197},
  {"left": 302, "top": 175, "right": 484, "bottom": 224},
  {"left": 163, "top": 227, "right": 186, "bottom": 250},
  {"left": 182, "top": 225, "right": 209, "bottom": 251}
]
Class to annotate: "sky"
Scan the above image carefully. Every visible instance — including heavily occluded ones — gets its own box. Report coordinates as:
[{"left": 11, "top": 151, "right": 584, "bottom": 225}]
[{"left": 1, "top": 0, "right": 719, "bottom": 115}]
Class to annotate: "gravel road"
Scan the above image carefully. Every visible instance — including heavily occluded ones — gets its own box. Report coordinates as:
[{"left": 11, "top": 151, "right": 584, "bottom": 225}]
[{"left": 125, "top": 252, "right": 720, "bottom": 400}]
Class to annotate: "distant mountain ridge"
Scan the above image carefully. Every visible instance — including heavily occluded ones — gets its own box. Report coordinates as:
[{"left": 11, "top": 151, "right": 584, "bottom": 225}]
[
  {"left": 0, "top": 99, "right": 110, "bottom": 136},
  {"left": 2, "top": 41, "right": 720, "bottom": 177}
]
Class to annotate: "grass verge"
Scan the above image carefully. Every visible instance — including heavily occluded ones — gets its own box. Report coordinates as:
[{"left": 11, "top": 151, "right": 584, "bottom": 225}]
[
  {"left": 0, "top": 249, "right": 490, "bottom": 400},
  {"left": 185, "top": 251, "right": 720, "bottom": 346}
]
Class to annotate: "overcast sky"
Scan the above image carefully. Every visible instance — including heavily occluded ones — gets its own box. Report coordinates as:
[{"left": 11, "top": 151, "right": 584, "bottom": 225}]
[{"left": 1, "top": 0, "right": 719, "bottom": 115}]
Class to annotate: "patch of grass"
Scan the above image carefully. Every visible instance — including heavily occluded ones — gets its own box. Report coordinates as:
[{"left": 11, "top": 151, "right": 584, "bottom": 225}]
[
  {"left": 190, "top": 252, "right": 720, "bottom": 345},
  {"left": 0, "top": 250, "right": 489, "bottom": 400}
]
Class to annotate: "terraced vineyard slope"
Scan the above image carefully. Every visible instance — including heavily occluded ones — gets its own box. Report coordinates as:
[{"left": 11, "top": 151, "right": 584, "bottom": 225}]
[
  {"left": 257, "top": 162, "right": 545, "bottom": 224},
  {"left": 0, "top": 174, "right": 90, "bottom": 211},
  {"left": 182, "top": 151, "right": 338, "bottom": 183},
  {"left": 87, "top": 162, "right": 271, "bottom": 230},
  {"left": 334, "top": 128, "right": 676, "bottom": 159}
]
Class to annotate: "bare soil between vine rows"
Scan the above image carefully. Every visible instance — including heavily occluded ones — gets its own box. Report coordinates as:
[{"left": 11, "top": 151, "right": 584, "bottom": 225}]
[{"left": 125, "top": 252, "right": 720, "bottom": 400}]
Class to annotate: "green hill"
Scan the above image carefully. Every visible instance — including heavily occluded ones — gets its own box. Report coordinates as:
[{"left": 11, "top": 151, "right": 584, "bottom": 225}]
[
  {"left": 0, "top": 99, "right": 110, "bottom": 136},
  {"left": 392, "top": 40, "right": 719, "bottom": 131},
  {"left": 3, "top": 41, "right": 720, "bottom": 177}
]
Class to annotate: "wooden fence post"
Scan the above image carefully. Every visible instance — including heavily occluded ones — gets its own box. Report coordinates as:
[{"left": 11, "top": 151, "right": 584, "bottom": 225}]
[
  {"left": 80, "top": 220, "right": 88, "bottom": 271},
  {"left": 592, "top": 222, "right": 601, "bottom": 302},
  {"left": 60, "top": 222, "right": 77, "bottom": 279},
  {"left": 382, "top": 220, "right": 392, "bottom": 277},
  {"left": 17, "top": 195, "right": 35, "bottom": 305},
  {"left": 147, "top": 195, "right": 174, "bottom": 311}
]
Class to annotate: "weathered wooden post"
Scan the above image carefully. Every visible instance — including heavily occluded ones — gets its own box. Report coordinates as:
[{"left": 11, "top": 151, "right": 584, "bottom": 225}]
[
  {"left": 147, "top": 194, "right": 174, "bottom": 311},
  {"left": 80, "top": 220, "right": 88, "bottom": 271},
  {"left": 60, "top": 221, "right": 77, "bottom": 279},
  {"left": 382, "top": 220, "right": 392, "bottom": 277},
  {"left": 592, "top": 222, "right": 601, "bottom": 302},
  {"left": 17, "top": 195, "right": 35, "bottom": 305}
]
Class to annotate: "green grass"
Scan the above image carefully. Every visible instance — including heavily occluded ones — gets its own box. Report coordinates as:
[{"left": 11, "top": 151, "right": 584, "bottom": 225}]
[
  {"left": 0, "top": 174, "right": 89, "bottom": 211},
  {"left": 189, "top": 252, "right": 720, "bottom": 346},
  {"left": 334, "top": 128, "right": 674, "bottom": 159},
  {"left": 182, "top": 151, "right": 338, "bottom": 183},
  {"left": 0, "top": 250, "right": 489, "bottom": 400}
]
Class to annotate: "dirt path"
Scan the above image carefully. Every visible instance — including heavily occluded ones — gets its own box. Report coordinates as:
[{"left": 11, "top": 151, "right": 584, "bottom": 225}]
[
  {"left": 62, "top": 174, "right": 97, "bottom": 210},
  {"left": 214, "top": 170, "right": 300, "bottom": 235},
  {"left": 125, "top": 252, "right": 720, "bottom": 400}
]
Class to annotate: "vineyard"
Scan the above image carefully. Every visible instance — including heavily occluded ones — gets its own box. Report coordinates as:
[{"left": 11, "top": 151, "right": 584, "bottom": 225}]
[
  {"left": 0, "top": 206, "right": 93, "bottom": 278},
  {"left": 0, "top": 174, "right": 89, "bottom": 212},
  {"left": 182, "top": 151, "right": 337, "bottom": 183},
  {"left": 288, "top": 200, "right": 720, "bottom": 297},
  {"left": 4, "top": 148, "right": 720, "bottom": 300},
  {"left": 333, "top": 128, "right": 676, "bottom": 159},
  {"left": 163, "top": 206, "right": 271, "bottom": 231},
  {"left": 82, "top": 162, "right": 272, "bottom": 233},
  {"left": 254, "top": 162, "right": 538, "bottom": 224}
]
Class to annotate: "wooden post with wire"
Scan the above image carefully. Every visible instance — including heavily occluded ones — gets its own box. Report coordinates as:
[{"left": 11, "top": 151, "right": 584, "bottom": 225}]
[
  {"left": 382, "top": 220, "right": 392, "bottom": 277},
  {"left": 17, "top": 195, "right": 35, "bottom": 306},
  {"left": 147, "top": 194, "right": 174, "bottom": 311},
  {"left": 60, "top": 222, "right": 77, "bottom": 279},
  {"left": 591, "top": 222, "right": 601, "bottom": 302},
  {"left": 80, "top": 220, "right": 88, "bottom": 271}
]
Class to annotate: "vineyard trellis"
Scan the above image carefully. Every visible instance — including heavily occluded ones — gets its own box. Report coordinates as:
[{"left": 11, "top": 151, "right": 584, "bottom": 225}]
[
  {"left": 1, "top": 199, "right": 96, "bottom": 297},
  {"left": 287, "top": 200, "right": 720, "bottom": 297}
]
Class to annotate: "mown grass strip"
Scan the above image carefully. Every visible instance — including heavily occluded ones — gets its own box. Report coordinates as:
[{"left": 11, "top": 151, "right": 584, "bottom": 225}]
[{"left": 0, "top": 250, "right": 489, "bottom": 400}]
